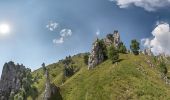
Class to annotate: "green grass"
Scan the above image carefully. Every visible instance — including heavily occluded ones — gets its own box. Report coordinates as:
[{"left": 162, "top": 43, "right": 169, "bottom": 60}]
[{"left": 32, "top": 53, "right": 170, "bottom": 100}]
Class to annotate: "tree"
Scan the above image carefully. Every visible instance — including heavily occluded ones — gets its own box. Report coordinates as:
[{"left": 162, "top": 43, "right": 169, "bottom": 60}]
[
  {"left": 159, "top": 61, "right": 168, "bottom": 76},
  {"left": 118, "top": 42, "right": 127, "bottom": 53},
  {"left": 14, "top": 87, "right": 26, "bottom": 100},
  {"left": 84, "top": 53, "right": 89, "bottom": 65},
  {"left": 107, "top": 45, "right": 119, "bottom": 63},
  {"left": 130, "top": 39, "right": 140, "bottom": 55},
  {"left": 13, "top": 68, "right": 38, "bottom": 100},
  {"left": 62, "top": 56, "right": 73, "bottom": 66}
]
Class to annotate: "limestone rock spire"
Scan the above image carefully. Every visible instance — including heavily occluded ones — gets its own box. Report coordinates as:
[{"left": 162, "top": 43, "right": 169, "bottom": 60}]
[{"left": 43, "top": 63, "right": 51, "bottom": 100}]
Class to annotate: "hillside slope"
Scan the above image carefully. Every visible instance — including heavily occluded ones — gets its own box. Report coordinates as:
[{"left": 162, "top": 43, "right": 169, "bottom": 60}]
[{"left": 32, "top": 54, "right": 170, "bottom": 100}]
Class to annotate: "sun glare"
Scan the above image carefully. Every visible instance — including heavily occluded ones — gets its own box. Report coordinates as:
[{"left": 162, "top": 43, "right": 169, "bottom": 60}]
[{"left": 0, "top": 24, "right": 10, "bottom": 35}]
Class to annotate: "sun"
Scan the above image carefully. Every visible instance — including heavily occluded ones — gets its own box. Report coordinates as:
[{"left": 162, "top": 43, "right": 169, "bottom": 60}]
[{"left": 0, "top": 23, "right": 10, "bottom": 35}]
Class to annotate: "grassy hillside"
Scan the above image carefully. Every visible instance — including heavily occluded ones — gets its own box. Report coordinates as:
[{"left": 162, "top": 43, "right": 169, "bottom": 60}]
[{"left": 32, "top": 53, "right": 170, "bottom": 100}]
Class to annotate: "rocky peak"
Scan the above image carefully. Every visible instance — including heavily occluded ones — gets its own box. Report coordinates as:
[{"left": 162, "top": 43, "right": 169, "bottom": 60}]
[
  {"left": 88, "top": 30, "right": 121, "bottom": 69},
  {"left": 0, "top": 61, "right": 27, "bottom": 100},
  {"left": 104, "top": 30, "right": 120, "bottom": 48},
  {"left": 113, "top": 30, "right": 120, "bottom": 48}
]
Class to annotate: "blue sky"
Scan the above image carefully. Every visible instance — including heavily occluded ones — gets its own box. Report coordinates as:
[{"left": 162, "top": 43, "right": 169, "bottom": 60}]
[{"left": 0, "top": 0, "right": 170, "bottom": 74}]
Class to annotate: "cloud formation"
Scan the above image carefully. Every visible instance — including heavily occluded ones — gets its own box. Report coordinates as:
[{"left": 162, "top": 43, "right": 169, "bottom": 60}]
[
  {"left": 53, "top": 37, "right": 64, "bottom": 44},
  {"left": 53, "top": 29, "right": 73, "bottom": 44},
  {"left": 46, "top": 21, "right": 73, "bottom": 44},
  {"left": 110, "top": 0, "right": 170, "bottom": 11},
  {"left": 60, "top": 29, "right": 72, "bottom": 37},
  {"left": 46, "top": 21, "right": 59, "bottom": 31},
  {"left": 141, "top": 22, "right": 170, "bottom": 55}
]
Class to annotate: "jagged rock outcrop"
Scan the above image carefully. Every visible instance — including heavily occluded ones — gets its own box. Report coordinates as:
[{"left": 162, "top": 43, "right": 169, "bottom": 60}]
[
  {"left": 104, "top": 34, "right": 114, "bottom": 47},
  {"left": 43, "top": 63, "right": 62, "bottom": 100},
  {"left": 143, "top": 48, "right": 153, "bottom": 56},
  {"left": 88, "top": 39, "right": 105, "bottom": 69},
  {"left": 43, "top": 63, "right": 51, "bottom": 100},
  {"left": 104, "top": 30, "right": 120, "bottom": 48},
  {"left": 0, "top": 61, "right": 27, "bottom": 100},
  {"left": 88, "top": 30, "right": 121, "bottom": 69},
  {"left": 113, "top": 30, "right": 120, "bottom": 48}
]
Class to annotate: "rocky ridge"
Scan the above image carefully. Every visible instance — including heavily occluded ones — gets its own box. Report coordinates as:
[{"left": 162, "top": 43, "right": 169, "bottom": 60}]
[{"left": 88, "top": 30, "right": 121, "bottom": 69}]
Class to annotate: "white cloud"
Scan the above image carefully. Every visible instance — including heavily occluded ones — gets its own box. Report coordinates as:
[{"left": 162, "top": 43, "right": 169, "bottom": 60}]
[
  {"left": 53, "top": 29, "right": 73, "bottom": 44},
  {"left": 110, "top": 0, "right": 170, "bottom": 11},
  {"left": 53, "top": 37, "right": 64, "bottom": 44},
  {"left": 60, "top": 29, "right": 72, "bottom": 37},
  {"left": 141, "top": 22, "right": 170, "bottom": 55},
  {"left": 46, "top": 21, "right": 73, "bottom": 44},
  {"left": 46, "top": 21, "right": 59, "bottom": 31},
  {"left": 141, "top": 38, "right": 151, "bottom": 48}
]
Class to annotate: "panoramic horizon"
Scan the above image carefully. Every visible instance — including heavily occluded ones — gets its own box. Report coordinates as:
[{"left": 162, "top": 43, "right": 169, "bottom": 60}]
[
  {"left": 0, "top": 0, "right": 170, "bottom": 74},
  {"left": 1, "top": 0, "right": 170, "bottom": 100}
]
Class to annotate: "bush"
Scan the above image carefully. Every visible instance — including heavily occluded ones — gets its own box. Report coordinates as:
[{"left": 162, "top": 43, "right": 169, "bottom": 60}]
[
  {"left": 63, "top": 56, "right": 73, "bottom": 65},
  {"left": 64, "top": 65, "right": 74, "bottom": 77},
  {"left": 52, "top": 73, "right": 57, "bottom": 77},
  {"left": 84, "top": 53, "right": 89, "bottom": 65},
  {"left": 159, "top": 61, "right": 168, "bottom": 75},
  {"left": 107, "top": 45, "right": 119, "bottom": 63},
  {"left": 118, "top": 42, "right": 127, "bottom": 53}
]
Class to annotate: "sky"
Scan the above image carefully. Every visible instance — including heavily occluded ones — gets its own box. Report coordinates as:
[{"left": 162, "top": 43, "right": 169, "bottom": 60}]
[{"left": 0, "top": 0, "right": 170, "bottom": 74}]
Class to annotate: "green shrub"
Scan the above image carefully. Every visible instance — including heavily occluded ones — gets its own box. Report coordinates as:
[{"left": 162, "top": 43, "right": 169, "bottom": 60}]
[
  {"left": 159, "top": 61, "right": 168, "bottom": 75},
  {"left": 118, "top": 42, "right": 127, "bottom": 53},
  {"left": 84, "top": 53, "right": 89, "bottom": 65},
  {"left": 107, "top": 45, "right": 119, "bottom": 63}
]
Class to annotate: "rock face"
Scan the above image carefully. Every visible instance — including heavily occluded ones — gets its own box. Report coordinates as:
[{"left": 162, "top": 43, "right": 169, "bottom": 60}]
[
  {"left": 104, "top": 30, "right": 120, "bottom": 48},
  {"left": 88, "top": 39, "right": 105, "bottom": 69},
  {"left": 143, "top": 48, "right": 153, "bottom": 56},
  {"left": 113, "top": 30, "right": 120, "bottom": 48},
  {"left": 0, "top": 61, "right": 27, "bottom": 100},
  {"left": 43, "top": 63, "right": 62, "bottom": 100},
  {"left": 43, "top": 64, "right": 52, "bottom": 100},
  {"left": 88, "top": 30, "right": 121, "bottom": 69}
]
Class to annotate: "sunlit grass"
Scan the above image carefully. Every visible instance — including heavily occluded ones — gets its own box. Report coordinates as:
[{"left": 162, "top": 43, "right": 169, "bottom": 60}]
[{"left": 32, "top": 53, "right": 170, "bottom": 100}]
